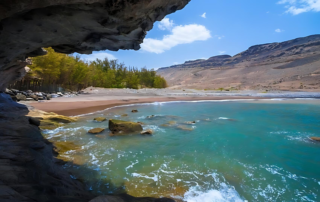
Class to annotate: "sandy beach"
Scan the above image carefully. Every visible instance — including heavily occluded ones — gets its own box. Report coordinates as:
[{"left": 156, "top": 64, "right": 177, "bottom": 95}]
[{"left": 26, "top": 87, "right": 320, "bottom": 116}]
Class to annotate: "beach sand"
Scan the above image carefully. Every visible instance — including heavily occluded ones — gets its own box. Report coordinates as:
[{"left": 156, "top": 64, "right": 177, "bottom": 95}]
[{"left": 27, "top": 87, "right": 320, "bottom": 116}]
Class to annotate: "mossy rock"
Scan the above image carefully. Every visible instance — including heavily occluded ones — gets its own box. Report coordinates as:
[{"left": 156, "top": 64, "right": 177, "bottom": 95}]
[
  {"left": 53, "top": 141, "right": 81, "bottom": 153},
  {"left": 93, "top": 117, "right": 107, "bottom": 122},
  {"left": 45, "top": 115, "right": 77, "bottom": 123},
  {"left": 121, "top": 114, "right": 128, "bottom": 117},
  {"left": 39, "top": 120, "right": 64, "bottom": 130},
  {"left": 131, "top": 110, "right": 138, "bottom": 113},
  {"left": 88, "top": 128, "right": 105, "bottom": 134},
  {"left": 109, "top": 119, "right": 143, "bottom": 134}
]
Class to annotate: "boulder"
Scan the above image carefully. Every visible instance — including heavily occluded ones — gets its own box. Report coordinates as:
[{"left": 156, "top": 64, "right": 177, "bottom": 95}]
[
  {"left": 310, "top": 137, "right": 320, "bottom": 141},
  {"left": 141, "top": 130, "right": 153, "bottom": 135},
  {"left": 88, "top": 128, "right": 105, "bottom": 134},
  {"left": 28, "top": 117, "right": 41, "bottom": 127},
  {"left": 26, "top": 98, "right": 34, "bottom": 101},
  {"left": 29, "top": 94, "right": 38, "bottom": 101},
  {"left": 16, "top": 93, "right": 26, "bottom": 101},
  {"left": 26, "top": 90, "right": 33, "bottom": 93},
  {"left": 109, "top": 119, "right": 143, "bottom": 134},
  {"left": 93, "top": 117, "right": 107, "bottom": 122},
  {"left": 46, "top": 94, "right": 52, "bottom": 100},
  {"left": 38, "top": 97, "right": 44, "bottom": 100},
  {"left": 131, "top": 110, "right": 138, "bottom": 113}
]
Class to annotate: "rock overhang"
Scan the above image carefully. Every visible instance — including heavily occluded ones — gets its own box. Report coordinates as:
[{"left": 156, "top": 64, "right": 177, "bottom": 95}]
[{"left": 0, "top": 0, "right": 190, "bottom": 90}]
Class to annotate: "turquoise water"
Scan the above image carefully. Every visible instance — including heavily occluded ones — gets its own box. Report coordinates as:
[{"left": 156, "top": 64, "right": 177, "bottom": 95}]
[{"left": 43, "top": 100, "right": 320, "bottom": 201}]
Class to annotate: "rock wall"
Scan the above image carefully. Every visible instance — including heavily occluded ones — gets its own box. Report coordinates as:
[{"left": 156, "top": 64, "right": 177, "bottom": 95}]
[
  {"left": 0, "top": 1, "right": 190, "bottom": 201},
  {"left": 0, "top": 0, "right": 190, "bottom": 90}
]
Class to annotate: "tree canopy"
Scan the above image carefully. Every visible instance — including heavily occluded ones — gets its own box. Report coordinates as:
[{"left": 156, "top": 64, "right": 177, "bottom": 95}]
[{"left": 28, "top": 47, "right": 167, "bottom": 90}]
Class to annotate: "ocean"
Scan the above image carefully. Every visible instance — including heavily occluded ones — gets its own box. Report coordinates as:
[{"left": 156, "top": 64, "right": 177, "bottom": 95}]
[{"left": 42, "top": 99, "right": 320, "bottom": 201}]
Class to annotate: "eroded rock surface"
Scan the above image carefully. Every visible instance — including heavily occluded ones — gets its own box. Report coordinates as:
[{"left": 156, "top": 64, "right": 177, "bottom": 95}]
[
  {"left": 0, "top": 0, "right": 190, "bottom": 90},
  {"left": 109, "top": 119, "right": 143, "bottom": 134}
]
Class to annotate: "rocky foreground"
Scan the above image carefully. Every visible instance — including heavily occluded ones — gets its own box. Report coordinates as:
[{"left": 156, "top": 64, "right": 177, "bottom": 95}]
[{"left": 0, "top": 92, "right": 177, "bottom": 201}]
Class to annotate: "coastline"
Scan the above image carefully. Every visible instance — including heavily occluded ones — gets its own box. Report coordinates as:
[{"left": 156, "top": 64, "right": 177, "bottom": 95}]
[{"left": 29, "top": 96, "right": 275, "bottom": 116}]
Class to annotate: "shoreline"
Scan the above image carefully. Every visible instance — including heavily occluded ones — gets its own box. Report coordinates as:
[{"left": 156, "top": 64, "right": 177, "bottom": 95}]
[{"left": 30, "top": 96, "right": 276, "bottom": 116}]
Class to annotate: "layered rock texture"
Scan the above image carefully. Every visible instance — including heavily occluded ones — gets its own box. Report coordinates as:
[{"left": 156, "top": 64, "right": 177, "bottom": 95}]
[
  {"left": 0, "top": 0, "right": 190, "bottom": 91},
  {"left": 0, "top": 0, "right": 190, "bottom": 201},
  {"left": 158, "top": 35, "right": 320, "bottom": 91}
]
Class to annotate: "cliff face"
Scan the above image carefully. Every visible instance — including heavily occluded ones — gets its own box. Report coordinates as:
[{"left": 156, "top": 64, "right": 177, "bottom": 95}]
[
  {"left": 157, "top": 35, "right": 320, "bottom": 91},
  {"left": 0, "top": 0, "right": 190, "bottom": 91},
  {"left": 0, "top": 1, "right": 189, "bottom": 201}
]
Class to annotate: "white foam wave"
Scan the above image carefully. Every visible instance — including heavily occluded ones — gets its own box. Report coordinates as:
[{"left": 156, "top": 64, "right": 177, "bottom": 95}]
[
  {"left": 131, "top": 173, "right": 158, "bottom": 181},
  {"left": 184, "top": 184, "right": 245, "bottom": 202},
  {"left": 218, "top": 117, "right": 229, "bottom": 120}
]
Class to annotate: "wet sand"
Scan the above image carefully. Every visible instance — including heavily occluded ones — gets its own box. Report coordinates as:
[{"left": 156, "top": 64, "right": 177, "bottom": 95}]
[{"left": 29, "top": 96, "right": 272, "bottom": 116}]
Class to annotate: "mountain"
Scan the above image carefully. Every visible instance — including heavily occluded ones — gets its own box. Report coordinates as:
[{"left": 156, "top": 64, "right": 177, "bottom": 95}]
[{"left": 157, "top": 34, "right": 320, "bottom": 91}]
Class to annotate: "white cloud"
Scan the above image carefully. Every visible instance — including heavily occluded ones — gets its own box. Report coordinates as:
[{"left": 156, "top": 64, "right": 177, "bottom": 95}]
[
  {"left": 278, "top": 0, "right": 320, "bottom": 15},
  {"left": 219, "top": 51, "right": 226, "bottom": 55},
  {"left": 201, "top": 12, "right": 207, "bottom": 18},
  {"left": 80, "top": 52, "right": 117, "bottom": 62},
  {"left": 275, "top": 28, "right": 284, "bottom": 33},
  {"left": 215, "top": 35, "right": 225, "bottom": 40},
  {"left": 158, "top": 18, "right": 174, "bottom": 30},
  {"left": 141, "top": 24, "right": 211, "bottom": 54}
]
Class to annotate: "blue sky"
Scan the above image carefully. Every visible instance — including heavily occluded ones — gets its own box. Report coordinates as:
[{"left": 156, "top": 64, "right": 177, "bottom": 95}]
[{"left": 80, "top": 0, "right": 320, "bottom": 69}]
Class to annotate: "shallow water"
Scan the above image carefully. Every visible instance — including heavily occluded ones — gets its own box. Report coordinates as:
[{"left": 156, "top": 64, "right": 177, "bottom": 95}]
[{"left": 43, "top": 99, "right": 320, "bottom": 201}]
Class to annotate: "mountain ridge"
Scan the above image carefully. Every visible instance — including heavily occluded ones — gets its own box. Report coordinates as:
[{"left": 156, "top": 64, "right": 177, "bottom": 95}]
[{"left": 157, "top": 34, "right": 320, "bottom": 91}]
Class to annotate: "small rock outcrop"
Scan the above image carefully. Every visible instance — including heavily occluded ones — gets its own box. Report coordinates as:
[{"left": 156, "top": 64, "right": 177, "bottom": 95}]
[
  {"left": 88, "top": 128, "right": 105, "bottom": 134},
  {"left": 132, "top": 110, "right": 138, "bottom": 113},
  {"left": 109, "top": 119, "right": 143, "bottom": 134},
  {"left": 310, "top": 137, "right": 320, "bottom": 141},
  {"left": 94, "top": 117, "right": 107, "bottom": 122},
  {"left": 141, "top": 130, "right": 153, "bottom": 135}
]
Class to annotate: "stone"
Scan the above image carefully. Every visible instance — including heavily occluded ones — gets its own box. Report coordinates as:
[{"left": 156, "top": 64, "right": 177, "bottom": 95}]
[
  {"left": 26, "top": 90, "right": 32, "bottom": 93},
  {"left": 28, "top": 117, "right": 41, "bottom": 126},
  {"left": 109, "top": 119, "right": 143, "bottom": 134},
  {"left": 310, "top": 137, "right": 320, "bottom": 141},
  {"left": 16, "top": 93, "right": 26, "bottom": 101},
  {"left": 93, "top": 117, "right": 107, "bottom": 122},
  {"left": 186, "top": 121, "right": 196, "bottom": 124},
  {"left": 121, "top": 114, "right": 128, "bottom": 117},
  {"left": 132, "top": 109, "right": 138, "bottom": 113},
  {"left": 88, "top": 128, "right": 105, "bottom": 134},
  {"left": 29, "top": 94, "right": 38, "bottom": 101},
  {"left": 177, "top": 125, "right": 194, "bottom": 131},
  {"left": 141, "top": 130, "right": 153, "bottom": 135},
  {"left": 38, "top": 97, "right": 44, "bottom": 100},
  {"left": 25, "top": 98, "right": 34, "bottom": 101},
  {"left": 46, "top": 94, "right": 52, "bottom": 100}
]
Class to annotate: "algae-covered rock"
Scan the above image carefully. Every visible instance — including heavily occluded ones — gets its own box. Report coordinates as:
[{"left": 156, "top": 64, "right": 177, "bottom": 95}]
[
  {"left": 93, "top": 117, "right": 107, "bottom": 122},
  {"left": 132, "top": 110, "right": 138, "bottom": 113},
  {"left": 310, "top": 137, "right": 320, "bottom": 141},
  {"left": 109, "top": 119, "right": 143, "bottom": 134},
  {"left": 53, "top": 141, "right": 81, "bottom": 153},
  {"left": 88, "top": 128, "right": 105, "bottom": 134},
  {"left": 121, "top": 114, "right": 128, "bottom": 117},
  {"left": 28, "top": 109, "right": 77, "bottom": 130}
]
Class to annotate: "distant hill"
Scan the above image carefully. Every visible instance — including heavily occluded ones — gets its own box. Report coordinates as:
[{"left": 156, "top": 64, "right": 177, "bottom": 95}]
[{"left": 157, "top": 34, "right": 320, "bottom": 91}]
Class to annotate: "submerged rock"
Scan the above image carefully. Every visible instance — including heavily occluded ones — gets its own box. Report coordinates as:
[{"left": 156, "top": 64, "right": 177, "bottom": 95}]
[
  {"left": 177, "top": 125, "right": 194, "bottom": 131},
  {"left": 121, "top": 114, "right": 128, "bottom": 117},
  {"left": 186, "top": 121, "right": 196, "bottom": 125},
  {"left": 88, "top": 128, "right": 105, "bottom": 134},
  {"left": 310, "top": 137, "right": 320, "bottom": 141},
  {"left": 109, "top": 119, "right": 143, "bottom": 134},
  {"left": 93, "top": 117, "right": 107, "bottom": 122},
  {"left": 141, "top": 130, "right": 153, "bottom": 135}
]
